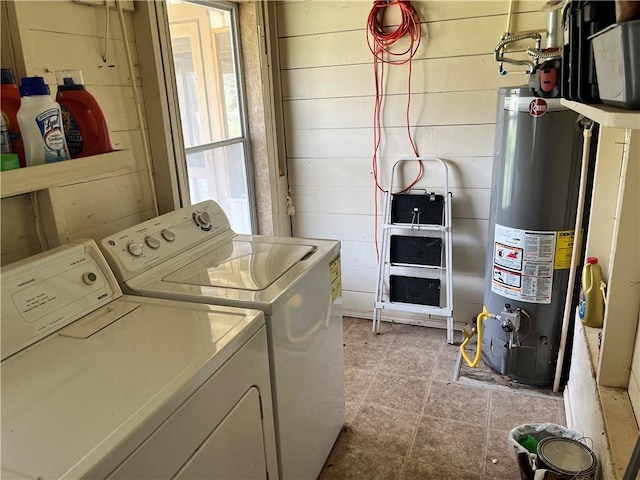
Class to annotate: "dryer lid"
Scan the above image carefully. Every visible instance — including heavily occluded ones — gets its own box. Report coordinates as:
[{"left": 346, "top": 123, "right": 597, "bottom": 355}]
[
  {"left": 1, "top": 296, "right": 264, "bottom": 480},
  {"left": 163, "top": 240, "right": 314, "bottom": 291}
]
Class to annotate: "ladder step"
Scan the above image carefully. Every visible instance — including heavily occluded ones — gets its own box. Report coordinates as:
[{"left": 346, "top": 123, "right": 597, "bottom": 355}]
[
  {"left": 382, "top": 224, "right": 448, "bottom": 232},
  {"left": 387, "top": 263, "right": 445, "bottom": 271},
  {"left": 374, "top": 301, "right": 453, "bottom": 317}
]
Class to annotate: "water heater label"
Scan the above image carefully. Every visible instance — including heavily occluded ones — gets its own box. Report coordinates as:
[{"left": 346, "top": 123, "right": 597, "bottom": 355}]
[
  {"left": 491, "top": 224, "right": 556, "bottom": 304},
  {"left": 554, "top": 230, "right": 575, "bottom": 269}
]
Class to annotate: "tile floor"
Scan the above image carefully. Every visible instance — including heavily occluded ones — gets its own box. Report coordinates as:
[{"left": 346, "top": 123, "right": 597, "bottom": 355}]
[{"left": 319, "top": 317, "right": 566, "bottom": 480}]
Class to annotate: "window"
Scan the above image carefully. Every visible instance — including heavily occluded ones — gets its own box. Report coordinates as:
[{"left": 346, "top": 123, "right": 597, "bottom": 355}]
[{"left": 167, "top": 0, "right": 254, "bottom": 234}]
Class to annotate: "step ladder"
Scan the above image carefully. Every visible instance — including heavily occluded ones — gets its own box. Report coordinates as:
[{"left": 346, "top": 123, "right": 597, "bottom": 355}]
[{"left": 373, "top": 157, "right": 454, "bottom": 344}]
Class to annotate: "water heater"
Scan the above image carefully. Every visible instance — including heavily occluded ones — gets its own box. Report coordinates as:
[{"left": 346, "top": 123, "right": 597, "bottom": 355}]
[{"left": 481, "top": 86, "right": 585, "bottom": 386}]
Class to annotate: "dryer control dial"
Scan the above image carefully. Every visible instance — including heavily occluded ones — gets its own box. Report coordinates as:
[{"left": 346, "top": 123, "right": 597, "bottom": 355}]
[
  {"left": 82, "top": 271, "right": 98, "bottom": 285},
  {"left": 161, "top": 228, "right": 176, "bottom": 242},
  {"left": 145, "top": 235, "right": 161, "bottom": 249},
  {"left": 127, "top": 242, "right": 144, "bottom": 257},
  {"left": 193, "top": 211, "right": 212, "bottom": 230}
]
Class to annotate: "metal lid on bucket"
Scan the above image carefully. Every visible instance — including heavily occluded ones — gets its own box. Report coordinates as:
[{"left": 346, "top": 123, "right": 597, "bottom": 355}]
[{"left": 537, "top": 437, "right": 597, "bottom": 477}]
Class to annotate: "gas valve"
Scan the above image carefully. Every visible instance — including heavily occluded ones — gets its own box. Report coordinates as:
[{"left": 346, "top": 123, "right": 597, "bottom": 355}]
[
  {"left": 500, "top": 319, "right": 515, "bottom": 333},
  {"left": 497, "top": 304, "right": 522, "bottom": 348}
]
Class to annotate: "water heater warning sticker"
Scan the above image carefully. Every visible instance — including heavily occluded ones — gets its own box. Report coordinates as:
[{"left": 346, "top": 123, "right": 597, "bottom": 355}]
[
  {"left": 554, "top": 230, "right": 575, "bottom": 269},
  {"left": 493, "top": 265, "right": 521, "bottom": 288},
  {"left": 491, "top": 224, "right": 555, "bottom": 304},
  {"left": 494, "top": 243, "right": 523, "bottom": 270}
]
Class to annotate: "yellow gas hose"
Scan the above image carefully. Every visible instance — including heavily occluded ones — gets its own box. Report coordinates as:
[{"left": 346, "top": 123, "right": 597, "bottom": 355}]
[{"left": 460, "top": 307, "right": 492, "bottom": 368}]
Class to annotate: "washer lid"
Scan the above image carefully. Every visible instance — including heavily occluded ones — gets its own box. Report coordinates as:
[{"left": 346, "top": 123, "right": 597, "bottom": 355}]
[
  {"left": 163, "top": 240, "right": 314, "bottom": 290},
  {"left": 1, "top": 296, "right": 264, "bottom": 480}
]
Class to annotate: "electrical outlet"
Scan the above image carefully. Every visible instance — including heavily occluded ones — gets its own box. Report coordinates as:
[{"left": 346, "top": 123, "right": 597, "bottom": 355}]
[
  {"left": 72, "top": 0, "right": 135, "bottom": 12},
  {"left": 285, "top": 195, "right": 295, "bottom": 215}
]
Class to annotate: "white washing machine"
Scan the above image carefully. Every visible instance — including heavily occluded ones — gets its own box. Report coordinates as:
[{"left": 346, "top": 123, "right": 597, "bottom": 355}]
[
  {"left": 99, "top": 200, "right": 345, "bottom": 480},
  {"left": 1, "top": 240, "right": 278, "bottom": 480}
]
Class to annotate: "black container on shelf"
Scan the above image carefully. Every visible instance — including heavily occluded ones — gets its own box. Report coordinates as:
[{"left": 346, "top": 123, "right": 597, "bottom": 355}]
[
  {"left": 561, "top": 0, "right": 616, "bottom": 103},
  {"left": 562, "top": 0, "right": 579, "bottom": 101}
]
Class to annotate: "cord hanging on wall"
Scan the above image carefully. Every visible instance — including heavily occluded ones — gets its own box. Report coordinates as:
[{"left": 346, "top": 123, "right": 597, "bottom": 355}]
[{"left": 366, "top": 0, "right": 425, "bottom": 259}]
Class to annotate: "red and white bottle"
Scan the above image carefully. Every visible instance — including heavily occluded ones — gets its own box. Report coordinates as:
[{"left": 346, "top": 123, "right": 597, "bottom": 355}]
[{"left": 55, "top": 70, "right": 113, "bottom": 158}]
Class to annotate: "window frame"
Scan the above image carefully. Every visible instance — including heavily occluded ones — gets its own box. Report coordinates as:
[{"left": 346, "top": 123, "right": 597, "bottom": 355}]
[{"left": 169, "top": 0, "right": 258, "bottom": 233}]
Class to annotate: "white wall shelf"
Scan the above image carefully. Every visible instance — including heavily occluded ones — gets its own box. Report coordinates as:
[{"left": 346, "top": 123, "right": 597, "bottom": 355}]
[
  {"left": 582, "top": 320, "right": 639, "bottom": 474},
  {"left": 563, "top": 98, "right": 640, "bottom": 480},
  {"left": 568, "top": 316, "right": 639, "bottom": 479},
  {"left": 560, "top": 100, "right": 640, "bottom": 129},
  {"left": 0, "top": 150, "right": 132, "bottom": 199}
]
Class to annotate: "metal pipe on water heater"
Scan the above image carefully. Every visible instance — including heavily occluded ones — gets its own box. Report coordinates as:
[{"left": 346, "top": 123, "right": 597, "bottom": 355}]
[{"left": 546, "top": 8, "right": 561, "bottom": 48}]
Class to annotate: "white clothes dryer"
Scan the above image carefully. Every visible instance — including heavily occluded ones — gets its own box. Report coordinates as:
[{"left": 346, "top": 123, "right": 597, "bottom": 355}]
[
  {"left": 1, "top": 240, "right": 278, "bottom": 480},
  {"left": 99, "top": 200, "right": 345, "bottom": 480}
]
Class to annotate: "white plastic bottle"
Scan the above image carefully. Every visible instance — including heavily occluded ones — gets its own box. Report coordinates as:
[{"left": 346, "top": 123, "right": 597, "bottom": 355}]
[{"left": 17, "top": 76, "right": 70, "bottom": 166}]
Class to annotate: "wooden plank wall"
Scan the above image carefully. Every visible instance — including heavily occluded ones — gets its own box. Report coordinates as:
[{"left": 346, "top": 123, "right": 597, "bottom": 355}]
[
  {"left": 631, "top": 312, "right": 640, "bottom": 424},
  {"left": 277, "top": 0, "right": 549, "bottom": 324},
  {"left": 1, "top": 0, "right": 155, "bottom": 265}
]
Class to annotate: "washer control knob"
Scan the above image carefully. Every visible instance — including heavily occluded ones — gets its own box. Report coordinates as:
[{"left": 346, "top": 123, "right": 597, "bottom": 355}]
[
  {"left": 161, "top": 229, "right": 176, "bottom": 242},
  {"left": 127, "top": 242, "right": 144, "bottom": 257},
  {"left": 194, "top": 211, "right": 212, "bottom": 229},
  {"left": 82, "top": 272, "right": 98, "bottom": 285},
  {"left": 145, "top": 235, "right": 161, "bottom": 249}
]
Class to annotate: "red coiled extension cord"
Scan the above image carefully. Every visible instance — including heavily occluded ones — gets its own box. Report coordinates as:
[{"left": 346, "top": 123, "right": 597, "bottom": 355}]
[{"left": 367, "top": 0, "right": 424, "bottom": 260}]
